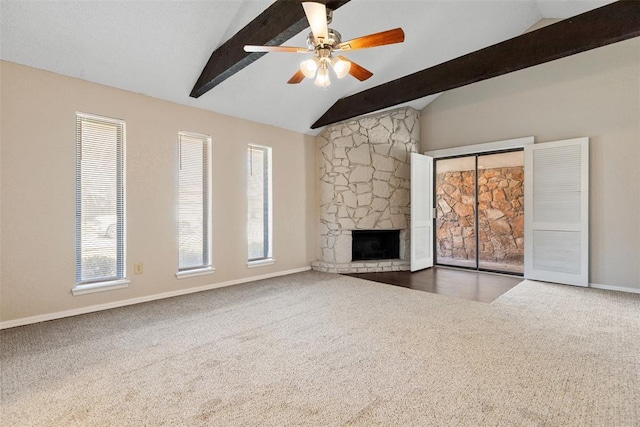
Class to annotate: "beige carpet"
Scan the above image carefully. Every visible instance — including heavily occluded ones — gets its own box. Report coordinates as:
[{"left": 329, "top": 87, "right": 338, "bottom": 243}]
[{"left": 1, "top": 271, "right": 638, "bottom": 426}]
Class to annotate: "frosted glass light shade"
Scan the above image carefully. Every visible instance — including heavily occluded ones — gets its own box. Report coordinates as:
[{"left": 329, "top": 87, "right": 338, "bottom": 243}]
[
  {"left": 331, "top": 57, "right": 351, "bottom": 79},
  {"left": 314, "top": 67, "right": 330, "bottom": 87},
  {"left": 300, "top": 58, "right": 319, "bottom": 79}
]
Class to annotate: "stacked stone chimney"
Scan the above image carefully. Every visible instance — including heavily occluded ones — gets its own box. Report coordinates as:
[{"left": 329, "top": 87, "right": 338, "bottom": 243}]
[{"left": 312, "top": 107, "right": 419, "bottom": 273}]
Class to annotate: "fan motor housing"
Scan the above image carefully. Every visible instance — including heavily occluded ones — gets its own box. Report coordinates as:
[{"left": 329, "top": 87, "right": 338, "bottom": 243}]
[{"left": 307, "top": 29, "right": 343, "bottom": 50}]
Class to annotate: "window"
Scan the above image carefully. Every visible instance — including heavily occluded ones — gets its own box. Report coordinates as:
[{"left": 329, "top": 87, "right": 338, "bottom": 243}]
[
  {"left": 75, "top": 113, "right": 127, "bottom": 294},
  {"left": 177, "top": 132, "right": 212, "bottom": 275},
  {"left": 247, "top": 144, "right": 273, "bottom": 265}
]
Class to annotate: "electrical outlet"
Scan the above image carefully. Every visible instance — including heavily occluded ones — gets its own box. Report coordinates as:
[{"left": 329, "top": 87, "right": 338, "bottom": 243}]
[{"left": 134, "top": 263, "right": 144, "bottom": 274}]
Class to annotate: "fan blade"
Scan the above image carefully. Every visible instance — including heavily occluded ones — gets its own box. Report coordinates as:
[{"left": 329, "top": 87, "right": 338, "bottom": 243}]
[
  {"left": 287, "top": 70, "right": 306, "bottom": 84},
  {"left": 338, "top": 28, "right": 405, "bottom": 51},
  {"left": 338, "top": 56, "right": 373, "bottom": 81},
  {"left": 302, "top": 2, "right": 328, "bottom": 43},
  {"left": 244, "top": 45, "right": 309, "bottom": 53}
]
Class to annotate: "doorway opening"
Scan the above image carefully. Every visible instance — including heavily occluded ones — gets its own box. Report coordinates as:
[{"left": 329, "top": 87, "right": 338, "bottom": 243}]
[{"left": 434, "top": 149, "right": 524, "bottom": 275}]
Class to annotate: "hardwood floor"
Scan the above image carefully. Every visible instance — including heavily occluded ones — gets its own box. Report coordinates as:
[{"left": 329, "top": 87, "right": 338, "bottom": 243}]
[{"left": 346, "top": 267, "right": 523, "bottom": 303}]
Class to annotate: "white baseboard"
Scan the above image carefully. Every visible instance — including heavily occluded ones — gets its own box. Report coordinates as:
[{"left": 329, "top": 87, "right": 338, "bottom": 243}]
[
  {"left": 589, "top": 282, "right": 640, "bottom": 294},
  {"left": 0, "top": 266, "right": 312, "bottom": 330}
]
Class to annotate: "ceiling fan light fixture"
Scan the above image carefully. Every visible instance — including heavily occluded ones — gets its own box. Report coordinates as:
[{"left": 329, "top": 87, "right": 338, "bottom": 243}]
[
  {"left": 314, "top": 65, "right": 331, "bottom": 87},
  {"left": 330, "top": 56, "right": 351, "bottom": 79},
  {"left": 245, "top": 2, "right": 404, "bottom": 88},
  {"left": 300, "top": 58, "right": 320, "bottom": 79}
]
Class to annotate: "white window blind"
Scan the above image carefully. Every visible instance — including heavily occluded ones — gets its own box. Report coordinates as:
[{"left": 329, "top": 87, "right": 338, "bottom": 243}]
[
  {"left": 247, "top": 145, "right": 272, "bottom": 261},
  {"left": 178, "top": 132, "right": 211, "bottom": 271},
  {"left": 76, "top": 113, "right": 126, "bottom": 284}
]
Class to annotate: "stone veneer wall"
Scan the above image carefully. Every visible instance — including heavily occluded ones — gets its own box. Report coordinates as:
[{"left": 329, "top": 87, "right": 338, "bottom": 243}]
[
  {"left": 312, "top": 107, "right": 419, "bottom": 273},
  {"left": 436, "top": 166, "right": 524, "bottom": 265}
]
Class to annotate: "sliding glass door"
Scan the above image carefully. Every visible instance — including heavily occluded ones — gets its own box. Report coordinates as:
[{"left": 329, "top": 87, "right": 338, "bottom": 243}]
[
  {"left": 434, "top": 150, "right": 524, "bottom": 275},
  {"left": 435, "top": 156, "right": 476, "bottom": 269},
  {"left": 477, "top": 152, "right": 524, "bottom": 273}
]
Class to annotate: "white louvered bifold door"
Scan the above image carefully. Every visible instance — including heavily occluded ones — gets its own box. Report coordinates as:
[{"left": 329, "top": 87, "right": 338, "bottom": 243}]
[
  {"left": 411, "top": 153, "right": 434, "bottom": 272},
  {"left": 524, "top": 138, "right": 589, "bottom": 286}
]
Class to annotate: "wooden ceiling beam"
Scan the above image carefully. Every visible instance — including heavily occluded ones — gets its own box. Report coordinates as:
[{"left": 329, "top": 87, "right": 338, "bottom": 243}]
[
  {"left": 312, "top": 0, "right": 640, "bottom": 129},
  {"left": 190, "top": 0, "right": 351, "bottom": 99}
]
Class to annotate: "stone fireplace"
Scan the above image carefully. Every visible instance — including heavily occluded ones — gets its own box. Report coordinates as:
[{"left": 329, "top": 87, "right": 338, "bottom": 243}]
[{"left": 311, "top": 107, "right": 419, "bottom": 273}]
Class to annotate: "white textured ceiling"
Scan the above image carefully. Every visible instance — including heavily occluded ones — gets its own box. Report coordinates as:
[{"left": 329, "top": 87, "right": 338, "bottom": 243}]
[{"left": 0, "top": 0, "right": 615, "bottom": 135}]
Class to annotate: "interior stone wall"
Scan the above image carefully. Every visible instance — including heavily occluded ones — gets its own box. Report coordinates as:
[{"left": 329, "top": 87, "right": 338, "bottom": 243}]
[
  {"left": 312, "top": 107, "right": 419, "bottom": 273},
  {"left": 436, "top": 167, "right": 524, "bottom": 265}
]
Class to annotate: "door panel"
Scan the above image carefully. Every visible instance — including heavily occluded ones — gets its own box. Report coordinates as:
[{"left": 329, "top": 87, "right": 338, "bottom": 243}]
[
  {"left": 524, "top": 138, "right": 589, "bottom": 286},
  {"left": 411, "top": 153, "right": 433, "bottom": 271}
]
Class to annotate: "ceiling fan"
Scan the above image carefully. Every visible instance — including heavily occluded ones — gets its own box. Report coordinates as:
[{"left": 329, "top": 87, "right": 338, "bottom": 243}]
[{"left": 243, "top": 2, "right": 405, "bottom": 87}]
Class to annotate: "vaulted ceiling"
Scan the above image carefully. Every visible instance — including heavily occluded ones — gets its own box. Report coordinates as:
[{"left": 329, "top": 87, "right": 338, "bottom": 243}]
[{"left": 0, "top": 0, "right": 620, "bottom": 135}]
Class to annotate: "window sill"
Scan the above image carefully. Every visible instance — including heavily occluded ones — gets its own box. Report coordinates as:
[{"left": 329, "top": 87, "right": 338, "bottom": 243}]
[
  {"left": 247, "top": 258, "right": 275, "bottom": 268},
  {"left": 176, "top": 267, "right": 216, "bottom": 279},
  {"left": 72, "top": 279, "right": 130, "bottom": 296}
]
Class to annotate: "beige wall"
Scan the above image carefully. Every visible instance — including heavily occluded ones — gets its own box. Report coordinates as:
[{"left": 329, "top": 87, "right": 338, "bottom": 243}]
[
  {"left": 420, "top": 38, "right": 640, "bottom": 289},
  {"left": 0, "top": 61, "right": 317, "bottom": 323}
]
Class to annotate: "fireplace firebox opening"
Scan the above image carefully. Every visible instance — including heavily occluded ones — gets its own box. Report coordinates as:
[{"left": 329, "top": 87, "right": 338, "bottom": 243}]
[{"left": 352, "top": 230, "right": 400, "bottom": 261}]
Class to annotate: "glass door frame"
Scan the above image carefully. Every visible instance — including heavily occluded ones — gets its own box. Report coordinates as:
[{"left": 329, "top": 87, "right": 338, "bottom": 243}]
[{"left": 432, "top": 148, "right": 524, "bottom": 276}]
